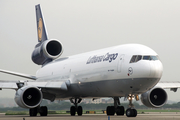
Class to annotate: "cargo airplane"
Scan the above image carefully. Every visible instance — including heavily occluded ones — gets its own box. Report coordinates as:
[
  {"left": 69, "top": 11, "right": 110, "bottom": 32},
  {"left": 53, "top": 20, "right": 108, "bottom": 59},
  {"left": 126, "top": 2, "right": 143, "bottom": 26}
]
[{"left": 0, "top": 4, "right": 180, "bottom": 117}]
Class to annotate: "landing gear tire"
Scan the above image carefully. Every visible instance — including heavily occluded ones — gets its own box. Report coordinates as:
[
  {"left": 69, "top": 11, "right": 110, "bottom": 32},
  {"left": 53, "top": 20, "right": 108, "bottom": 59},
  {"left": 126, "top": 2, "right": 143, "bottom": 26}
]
[
  {"left": 126, "top": 108, "right": 133, "bottom": 117},
  {"left": 126, "top": 108, "right": 137, "bottom": 117},
  {"left": 106, "top": 106, "right": 115, "bottom": 115},
  {"left": 132, "top": 109, "right": 137, "bottom": 117},
  {"left": 29, "top": 107, "right": 38, "bottom": 116},
  {"left": 70, "top": 106, "right": 76, "bottom": 116},
  {"left": 39, "top": 106, "right": 48, "bottom": 116},
  {"left": 116, "top": 106, "right": 124, "bottom": 115},
  {"left": 106, "top": 106, "right": 110, "bottom": 115},
  {"left": 77, "top": 106, "right": 83, "bottom": 116}
]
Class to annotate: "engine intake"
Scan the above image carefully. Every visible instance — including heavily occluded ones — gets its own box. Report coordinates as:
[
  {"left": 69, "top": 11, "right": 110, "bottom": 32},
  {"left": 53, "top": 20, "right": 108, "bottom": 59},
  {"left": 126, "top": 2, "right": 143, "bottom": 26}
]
[
  {"left": 15, "top": 86, "right": 42, "bottom": 108},
  {"left": 32, "top": 39, "right": 63, "bottom": 65},
  {"left": 46, "top": 40, "right": 62, "bottom": 56},
  {"left": 141, "top": 87, "right": 167, "bottom": 108}
]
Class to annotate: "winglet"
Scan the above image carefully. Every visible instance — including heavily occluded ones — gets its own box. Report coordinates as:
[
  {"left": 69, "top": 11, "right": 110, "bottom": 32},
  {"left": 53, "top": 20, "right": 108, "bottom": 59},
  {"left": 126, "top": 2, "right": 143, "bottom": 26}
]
[{"left": 35, "top": 4, "right": 48, "bottom": 42}]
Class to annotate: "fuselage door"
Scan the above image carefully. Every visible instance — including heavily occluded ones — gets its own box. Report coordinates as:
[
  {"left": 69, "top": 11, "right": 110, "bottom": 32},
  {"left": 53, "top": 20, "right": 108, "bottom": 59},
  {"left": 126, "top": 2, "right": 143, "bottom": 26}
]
[{"left": 117, "top": 54, "right": 125, "bottom": 73}]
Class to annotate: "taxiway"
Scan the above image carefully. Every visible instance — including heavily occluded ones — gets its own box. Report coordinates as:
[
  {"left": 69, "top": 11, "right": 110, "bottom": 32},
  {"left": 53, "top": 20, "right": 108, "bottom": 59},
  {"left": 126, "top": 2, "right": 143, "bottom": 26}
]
[{"left": 0, "top": 113, "right": 180, "bottom": 120}]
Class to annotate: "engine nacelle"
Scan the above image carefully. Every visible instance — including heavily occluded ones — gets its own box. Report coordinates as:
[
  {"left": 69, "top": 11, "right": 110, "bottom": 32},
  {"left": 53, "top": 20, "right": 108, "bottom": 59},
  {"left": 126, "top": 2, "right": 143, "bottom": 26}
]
[
  {"left": 14, "top": 86, "right": 43, "bottom": 108},
  {"left": 141, "top": 87, "right": 167, "bottom": 108},
  {"left": 32, "top": 39, "right": 63, "bottom": 65}
]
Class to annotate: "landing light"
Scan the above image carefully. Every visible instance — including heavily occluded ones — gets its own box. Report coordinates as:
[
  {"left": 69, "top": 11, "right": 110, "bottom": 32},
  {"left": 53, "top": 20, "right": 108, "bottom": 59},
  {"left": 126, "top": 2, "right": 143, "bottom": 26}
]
[{"left": 128, "top": 97, "right": 131, "bottom": 100}]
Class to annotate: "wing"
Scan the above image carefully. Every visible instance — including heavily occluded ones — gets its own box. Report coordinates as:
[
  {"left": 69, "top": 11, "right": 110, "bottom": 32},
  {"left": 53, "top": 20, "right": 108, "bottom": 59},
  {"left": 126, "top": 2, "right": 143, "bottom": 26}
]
[
  {"left": 0, "top": 80, "right": 18, "bottom": 89},
  {"left": 0, "top": 80, "right": 69, "bottom": 91},
  {"left": 0, "top": 69, "right": 69, "bottom": 90},
  {"left": 25, "top": 81, "right": 68, "bottom": 90},
  {"left": 155, "top": 81, "right": 180, "bottom": 92},
  {"left": 0, "top": 69, "right": 36, "bottom": 80}
]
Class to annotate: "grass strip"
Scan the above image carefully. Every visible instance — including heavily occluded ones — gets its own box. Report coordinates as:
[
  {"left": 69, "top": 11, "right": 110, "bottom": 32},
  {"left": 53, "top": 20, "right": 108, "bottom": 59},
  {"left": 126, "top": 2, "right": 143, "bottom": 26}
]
[{"left": 5, "top": 111, "right": 28, "bottom": 115}]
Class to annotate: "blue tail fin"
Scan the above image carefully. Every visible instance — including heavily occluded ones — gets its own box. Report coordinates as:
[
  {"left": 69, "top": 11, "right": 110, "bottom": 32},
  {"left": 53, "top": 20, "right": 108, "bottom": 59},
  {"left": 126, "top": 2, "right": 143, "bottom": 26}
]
[
  {"left": 35, "top": 4, "right": 48, "bottom": 42},
  {"left": 32, "top": 4, "right": 63, "bottom": 66}
]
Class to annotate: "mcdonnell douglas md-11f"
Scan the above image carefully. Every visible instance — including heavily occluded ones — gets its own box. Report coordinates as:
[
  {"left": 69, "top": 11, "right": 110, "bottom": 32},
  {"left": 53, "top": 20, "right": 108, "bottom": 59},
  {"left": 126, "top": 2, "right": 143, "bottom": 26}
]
[{"left": 0, "top": 4, "right": 180, "bottom": 117}]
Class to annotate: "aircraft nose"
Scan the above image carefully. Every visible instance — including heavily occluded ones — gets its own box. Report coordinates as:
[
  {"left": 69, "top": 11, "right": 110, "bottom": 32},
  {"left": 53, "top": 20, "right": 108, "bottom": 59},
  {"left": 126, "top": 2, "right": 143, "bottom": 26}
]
[{"left": 149, "top": 60, "right": 163, "bottom": 78}]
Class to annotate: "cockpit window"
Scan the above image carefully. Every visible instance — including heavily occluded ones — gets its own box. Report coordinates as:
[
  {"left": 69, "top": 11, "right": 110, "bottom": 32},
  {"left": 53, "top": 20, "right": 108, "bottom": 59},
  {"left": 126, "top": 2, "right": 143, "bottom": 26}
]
[
  {"left": 151, "top": 56, "right": 158, "bottom": 60},
  {"left": 130, "top": 55, "right": 137, "bottom": 63},
  {"left": 143, "top": 56, "right": 151, "bottom": 60},
  {"left": 130, "top": 55, "right": 142, "bottom": 63},
  {"left": 130, "top": 55, "right": 159, "bottom": 63},
  {"left": 136, "top": 55, "right": 142, "bottom": 62}
]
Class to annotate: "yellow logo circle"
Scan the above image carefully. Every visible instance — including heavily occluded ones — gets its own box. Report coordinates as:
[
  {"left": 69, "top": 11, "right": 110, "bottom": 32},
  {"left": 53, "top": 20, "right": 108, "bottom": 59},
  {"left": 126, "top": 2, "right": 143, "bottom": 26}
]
[{"left": 38, "top": 18, "right": 43, "bottom": 41}]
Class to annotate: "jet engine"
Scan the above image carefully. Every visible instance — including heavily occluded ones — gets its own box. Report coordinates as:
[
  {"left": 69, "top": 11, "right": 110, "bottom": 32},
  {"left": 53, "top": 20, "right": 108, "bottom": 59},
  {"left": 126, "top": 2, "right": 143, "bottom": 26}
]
[
  {"left": 32, "top": 39, "right": 63, "bottom": 65},
  {"left": 14, "top": 86, "right": 43, "bottom": 108},
  {"left": 141, "top": 87, "right": 167, "bottom": 108}
]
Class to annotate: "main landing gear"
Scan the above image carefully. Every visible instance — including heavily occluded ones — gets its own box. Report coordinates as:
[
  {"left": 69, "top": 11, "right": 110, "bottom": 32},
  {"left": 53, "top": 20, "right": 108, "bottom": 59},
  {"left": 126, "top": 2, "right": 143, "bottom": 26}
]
[
  {"left": 29, "top": 106, "right": 48, "bottom": 116},
  {"left": 106, "top": 97, "right": 125, "bottom": 116},
  {"left": 70, "top": 98, "right": 83, "bottom": 116}
]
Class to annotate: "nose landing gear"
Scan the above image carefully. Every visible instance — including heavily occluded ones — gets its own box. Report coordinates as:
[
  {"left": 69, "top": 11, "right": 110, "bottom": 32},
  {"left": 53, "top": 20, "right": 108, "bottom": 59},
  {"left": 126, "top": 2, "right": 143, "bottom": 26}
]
[
  {"left": 126, "top": 108, "right": 137, "bottom": 117},
  {"left": 125, "top": 94, "right": 138, "bottom": 117}
]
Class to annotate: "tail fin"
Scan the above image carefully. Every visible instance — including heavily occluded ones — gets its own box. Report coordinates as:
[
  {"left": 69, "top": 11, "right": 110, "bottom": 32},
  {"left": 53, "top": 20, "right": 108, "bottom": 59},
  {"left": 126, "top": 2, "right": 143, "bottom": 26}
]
[
  {"left": 32, "top": 4, "right": 63, "bottom": 65},
  {"left": 35, "top": 4, "right": 48, "bottom": 42}
]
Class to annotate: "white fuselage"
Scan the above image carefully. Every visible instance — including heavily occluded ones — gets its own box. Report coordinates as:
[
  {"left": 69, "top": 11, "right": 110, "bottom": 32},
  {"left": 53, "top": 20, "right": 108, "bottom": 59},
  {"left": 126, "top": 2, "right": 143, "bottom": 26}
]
[{"left": 35, "top": 44, "right": 163, "bottom": 99}]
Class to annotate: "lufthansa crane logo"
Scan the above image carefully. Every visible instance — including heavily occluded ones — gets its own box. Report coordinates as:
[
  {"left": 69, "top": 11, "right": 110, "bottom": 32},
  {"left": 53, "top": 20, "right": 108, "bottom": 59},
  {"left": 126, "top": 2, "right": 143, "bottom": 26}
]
[
  {"left": 128, "top": 67, "right": 133, "bottom": 76},
  {"left": 38, "top": 18, "right": 43, "bottom": 41}
]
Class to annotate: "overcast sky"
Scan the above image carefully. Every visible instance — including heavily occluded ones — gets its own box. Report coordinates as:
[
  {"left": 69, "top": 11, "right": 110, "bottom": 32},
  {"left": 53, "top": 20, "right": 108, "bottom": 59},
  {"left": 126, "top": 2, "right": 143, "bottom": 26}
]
[{"left": 0, "top": 0, "right": 180, "bottom": 102}]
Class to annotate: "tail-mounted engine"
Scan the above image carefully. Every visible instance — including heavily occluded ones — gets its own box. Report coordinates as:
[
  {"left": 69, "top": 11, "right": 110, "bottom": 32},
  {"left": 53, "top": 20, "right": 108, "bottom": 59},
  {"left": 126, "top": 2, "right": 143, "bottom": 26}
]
[
  {"left": 32, "top": 39, "right": 63, "bottom": 65},
  {"left": 141, "top": 87, "right": 167, "bottom": 108},
  {"left": 14, "top": 86, "right": 43, "bottom": 108}
]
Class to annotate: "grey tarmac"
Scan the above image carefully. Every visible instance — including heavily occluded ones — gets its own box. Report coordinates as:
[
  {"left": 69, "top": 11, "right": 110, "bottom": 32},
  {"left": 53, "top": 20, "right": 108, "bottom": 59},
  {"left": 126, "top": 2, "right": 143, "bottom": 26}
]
[{"left": 0, "top": 113, "right": 180, "bottom": 120}]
